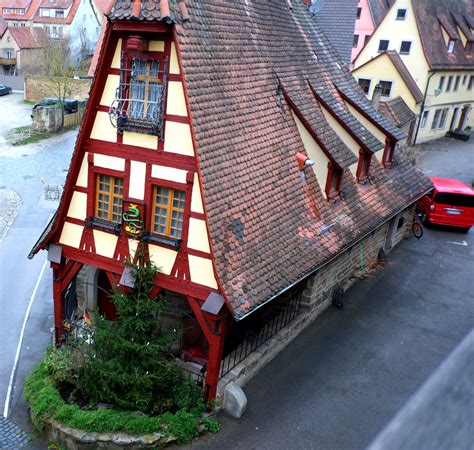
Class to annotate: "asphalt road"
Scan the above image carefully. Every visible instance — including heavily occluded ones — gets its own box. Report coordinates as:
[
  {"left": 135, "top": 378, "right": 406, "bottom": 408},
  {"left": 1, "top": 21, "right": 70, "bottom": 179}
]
[
  {"left": 183, "top": 137, "right": 474, "bottom": 450},
  {"left": 0, "top": 93, "right": 77, "bottom": 448}
]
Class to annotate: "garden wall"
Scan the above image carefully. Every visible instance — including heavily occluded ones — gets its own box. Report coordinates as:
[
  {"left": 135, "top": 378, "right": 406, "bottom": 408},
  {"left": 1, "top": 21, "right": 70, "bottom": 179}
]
[{"left": 25, "top": 75, "right": 92, "bottom": 102}]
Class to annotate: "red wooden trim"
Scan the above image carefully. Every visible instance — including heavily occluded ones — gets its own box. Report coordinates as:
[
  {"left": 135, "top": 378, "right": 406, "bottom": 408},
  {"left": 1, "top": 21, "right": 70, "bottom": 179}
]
[
  {"left": 282, "top": 89, "right": 342, "bottom": 169},
  {"left": 97, "top": 105, "right": 109, "bottom": 113},
  {"left": 356, "top": 148, "right": 372, "bottom": 182},
  {"left": 308, "top": 81, "right": 373, "bottom": 154},
  {"left": 111, "top": 21, "right": 170, "bottom": 34},
  {"left": 74, "top": 186, "right": 88, "bottom": 194},
  {"left": 92, "top": 166, "right": 126, "bottom": 177},
  {"left": 53, "top": 277, "right": 64, "bottom": 345},
  {"left": 168, "top": 74, "right": 182, "bottom": 82},
  {"left": 109, "top": 68, "right": 120, "bottom": 76},
  {"left": 187, "top": 248, "right": 212, "bottom": 259},
  {"left": 87, "top": 156, "right": 95, "bottom": 218},
  {"left": 64, "top": 217, "right": 86, "bottom": 227},
  {"left": 336, "top": 88, "right": 398, "bottom": 141},
  {"left": 149, "top": 177, "right": 188, "bottom": 190},
  {"left": 165, "top": 114, "right": 189, "bottom": 124},
  {"left": 86, "top": 140, "right": 196, "bottom": 171},
  {"left": 190, "top": 212, "right": 206, "bottom": 221},
  {"left": 124, "top": 159, "right": 131, "bottom": 199},
  {"left": 60, "top": 261, "right": 84, "bottom": 291}
]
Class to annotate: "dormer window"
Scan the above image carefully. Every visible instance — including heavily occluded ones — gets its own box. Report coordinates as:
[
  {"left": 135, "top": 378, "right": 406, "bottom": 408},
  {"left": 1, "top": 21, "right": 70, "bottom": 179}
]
[
  {"left": 382, "top": 139, "right": 396, "bottom": 168},
  {"left": 447, "top": 40, "right": 455, "bottom": 53},
  {"left": 357, "top": 150, "right": 371, "bottom": 183},
  {"left": 109, "top": 38, "right": 168, "bottom": 138},
  {"left": 396, "top": 9, "right": 407, "bottom": 20},
  {"left": 325, "top": 163, "right": 342, "bottom": 201}
]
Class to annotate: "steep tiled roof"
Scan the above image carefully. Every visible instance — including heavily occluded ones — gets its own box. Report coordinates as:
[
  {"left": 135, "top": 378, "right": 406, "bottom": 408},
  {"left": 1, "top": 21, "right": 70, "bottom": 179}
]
[
  {"left": 379, "top": 97, "right": 416, "bottom": 128},
  {"left": 108, "top": 0, "right": 187, "bottom": 22},
  {"left": 312, "top": 0, "right": 358, "bottom": 65},
  {"left": 1, "top": 0, "right": 41, "bottom": 20},
  {"left": 413, "top": 0, "right": 474, "bottom": 70},
  {"left": 0, "top": 16, "right": 7, "bottom": 37},
  {"left": 1, "top": 0, "right": 30, "bottom": 8},
  {"left": 174, "top": 1, "right": 430, "bottom": 317},
  {"left": 32, "top": 0, "right": 431, "bottom": 320},
  {"left": 9, "top": 26, "right": 43, "bottom": 48},
  {"left": 367, "top": 0, "right": 394, "bottom": 26},
  {"left": 38, "top": 0, "right": 72, "bottom": 8}
]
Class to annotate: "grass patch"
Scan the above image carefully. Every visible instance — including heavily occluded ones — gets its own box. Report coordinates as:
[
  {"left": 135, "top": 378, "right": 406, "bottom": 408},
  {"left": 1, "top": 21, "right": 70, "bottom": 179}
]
[
  {"left": 24, "top": 360, "right": 219, "bottom": 445},
  {"left": 20, "top": 99, "right": 36, "bottom": 106},
  {"left": 7, "top": 125, "right": 77, "bottom": 146}
]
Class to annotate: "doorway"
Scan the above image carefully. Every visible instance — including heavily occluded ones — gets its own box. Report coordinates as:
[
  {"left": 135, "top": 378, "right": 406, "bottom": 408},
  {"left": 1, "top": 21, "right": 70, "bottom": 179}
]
[{"left": 97, "top": 270, "right": 117, "bottom": 320}]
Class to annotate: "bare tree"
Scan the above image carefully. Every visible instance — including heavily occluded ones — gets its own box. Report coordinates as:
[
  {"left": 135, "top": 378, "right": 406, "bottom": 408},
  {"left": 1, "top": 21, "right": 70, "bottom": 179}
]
[{"left": 35, "top": 34, "right": 75, "bottom": 127}]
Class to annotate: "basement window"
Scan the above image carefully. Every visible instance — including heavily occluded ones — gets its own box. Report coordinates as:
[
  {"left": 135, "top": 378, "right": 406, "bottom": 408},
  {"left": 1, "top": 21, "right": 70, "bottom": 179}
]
[{"left": 109, "top": 44, "right": 168, "bottom": 138}]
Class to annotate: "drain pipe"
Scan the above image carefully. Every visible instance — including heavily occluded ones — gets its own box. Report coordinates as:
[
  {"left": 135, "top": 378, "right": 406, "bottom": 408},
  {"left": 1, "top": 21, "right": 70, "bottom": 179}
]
[{"left": 413, "top": 71, "right": 435, "bottom": 146}]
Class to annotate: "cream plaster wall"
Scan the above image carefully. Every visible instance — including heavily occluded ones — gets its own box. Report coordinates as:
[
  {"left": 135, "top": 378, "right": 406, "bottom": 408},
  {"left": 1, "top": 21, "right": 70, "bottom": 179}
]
[
  {"left": 129, "top": 161, "right": 147, "bottom": 200},
  {"left": 191, "top": 174, "right": 204, "bottom": 214},
  {"left": 94, "top": 154, "right": 125, "bottom": 171},
  {"left": 111, "top": 39, "right": 122, "bottom": 69},
  {"left": 374, "top": 148, "right": 385, "bottom": 164},
  {"left": 345, "top": 102, "right": 389, "bottom": 143},
  {"left": 122, "top": 131, "right": 158, "bottom": 150},
  {"left": 319, "top": 106, "right": 361, "bottom": 155},
  {"left": 128, "top": 239, "right": 139, "bottom": 260},
  {"left": 164, "top": 121, "right": 194, "bottom": 156},
  {"left": 188, "top": 255, "right": 218, "bottom": 289},
  {"left": 291, "top": 111, "right": 330, "bottom": 195},
  {"left": 352, "top": 53, "right": 418, "bottom": 111},
  {"left": 458, "top": 28, "right": 467, "bottom": 47},
  {"left": 59, "top": 222, "right": 83, "bottom": 249},
  {"left": 100, "top": 74, "right": 120, "bottom": 107},
  {"left": 76, "top": 153, "right": 89, "bottom": 188},
  {"left": 67, "top": 191, "right": 87, "bottom": 221},
  {"left": 148, "top": 244, "right": 177, "bottom": 276},
  {"left": 170, "top": 42, "right": 180, "bottom": 75},
  {"left": 93, "top": 230, "right": 118, "bottom": 259},
  {"left": 151, "top": 165, "right": 187, "bottom": 183},
  {"left": 166, "top": 81, "right": 187, "bottom": 116},
  {"left": 148, "top": 40, "right": 165, "bottom": 52},
  {"left": 354, "top": 0, "right": 430, "bottom": 92},
  {"left": 91, "top": 111, "right": 117, "bottom": 143},
  {"left": 427, "top": 71, "right": 474, "bottom": 106},
  {"left": 187, "top": 218, "right": 211, "bottom": 254}
]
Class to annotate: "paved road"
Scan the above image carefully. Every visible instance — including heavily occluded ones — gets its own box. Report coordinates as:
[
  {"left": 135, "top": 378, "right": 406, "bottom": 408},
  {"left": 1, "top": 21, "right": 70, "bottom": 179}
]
[
  {"left": 184, "top": 137, "right": 474, "bottom": 450},
  {"left": 0, "top": 93, "right": 76, "bottom": 448}
]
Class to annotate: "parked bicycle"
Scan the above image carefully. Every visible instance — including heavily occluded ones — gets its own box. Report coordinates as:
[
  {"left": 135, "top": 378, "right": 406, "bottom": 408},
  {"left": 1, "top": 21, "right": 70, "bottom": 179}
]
[{"left": 412, "top": 212, "right": 424, "bottom": 239}]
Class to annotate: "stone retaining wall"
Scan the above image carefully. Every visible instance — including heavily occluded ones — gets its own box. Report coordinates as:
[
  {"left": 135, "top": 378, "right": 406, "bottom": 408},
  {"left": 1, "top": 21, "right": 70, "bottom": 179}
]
[{"left": 25, "top": 76, "right": 92, "bottom": 102}]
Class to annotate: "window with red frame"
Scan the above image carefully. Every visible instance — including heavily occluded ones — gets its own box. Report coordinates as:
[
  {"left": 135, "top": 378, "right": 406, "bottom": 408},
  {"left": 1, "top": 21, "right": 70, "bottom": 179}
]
[
  {"left": 357, "top": 150, "right": 371, "bottom": 182},
  {"left": 325, "top": 163, "right": 342, "bottom": 201},
  {"left": 109, "top": 37, "right": 168, "bottom": 138},
  {"left": 383, "top": 139, "right": 396, "bottom": 168}
]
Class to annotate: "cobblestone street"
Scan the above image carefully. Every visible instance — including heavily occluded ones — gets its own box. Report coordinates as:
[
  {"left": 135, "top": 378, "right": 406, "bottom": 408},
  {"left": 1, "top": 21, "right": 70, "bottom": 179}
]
[{"left": 0, "top": 417, "right": 31, "bottom": 449}]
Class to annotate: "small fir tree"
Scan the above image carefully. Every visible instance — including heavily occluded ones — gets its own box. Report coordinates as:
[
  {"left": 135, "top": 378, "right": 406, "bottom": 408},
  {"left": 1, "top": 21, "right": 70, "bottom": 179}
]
[{"left": 78, "top": 253, "right": 180, "bottom": 414}]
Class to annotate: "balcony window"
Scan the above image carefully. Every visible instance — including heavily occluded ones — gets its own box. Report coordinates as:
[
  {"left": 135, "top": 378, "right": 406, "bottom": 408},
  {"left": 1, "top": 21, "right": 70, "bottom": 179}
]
[{"left": 109, "top": 50, "right": 168, "bottom": 138}]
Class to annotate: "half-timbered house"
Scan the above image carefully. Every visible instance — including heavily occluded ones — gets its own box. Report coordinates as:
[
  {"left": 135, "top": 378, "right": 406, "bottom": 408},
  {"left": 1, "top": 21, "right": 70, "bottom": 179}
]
[{"left": 29, "top": 0, "right": 431, "bottom": 400}]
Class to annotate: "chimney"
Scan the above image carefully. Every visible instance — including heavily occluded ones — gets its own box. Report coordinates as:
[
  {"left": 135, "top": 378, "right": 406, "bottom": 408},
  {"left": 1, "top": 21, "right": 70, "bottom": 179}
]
[{"left": 372, "top": 84, "right": 382, "bottom": 111}]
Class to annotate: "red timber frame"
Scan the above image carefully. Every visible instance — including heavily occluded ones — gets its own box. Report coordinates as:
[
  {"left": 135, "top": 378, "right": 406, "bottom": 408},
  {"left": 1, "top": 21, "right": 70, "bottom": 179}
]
[
  {"left": 282, "top": 89, "right": 344, "bottom": 201},
  {"left": 42, "top": 19, "right": 236, "bottom": 400}
]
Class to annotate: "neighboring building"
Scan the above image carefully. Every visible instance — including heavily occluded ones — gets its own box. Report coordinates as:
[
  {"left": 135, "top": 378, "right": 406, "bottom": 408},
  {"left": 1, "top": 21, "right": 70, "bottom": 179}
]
[
  {"left": 32, "top": 0, "right": 100, "bottom": 63},
  {"left": 352, "top": 0, "right": 394, "bottom": 63},
  {"left": 0, "top": 26, "right": 43, "bottom": 74},
  {"left": 0, "top": 15, "right": 7, "bottom": 36},
  {"left": 0, "top": 0, "right": 41, "bottom": 27},
  {"left": 312, "top": 0, "right": 359, "bottom": 66},
  {"left": 354, "top": 0, "right": 474, "bottom": 144},
  {"left": 379, "top": 97, "right": 417, "bottom": 142},
  {"left": 30, "top": 0, "right": 430, "bottom": 401}
]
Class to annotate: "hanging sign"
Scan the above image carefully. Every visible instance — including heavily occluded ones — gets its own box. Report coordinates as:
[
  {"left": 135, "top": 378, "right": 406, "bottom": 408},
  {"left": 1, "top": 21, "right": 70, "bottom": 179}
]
[{"left": 122, "top": 200, "right": 145, "bottom": 237}]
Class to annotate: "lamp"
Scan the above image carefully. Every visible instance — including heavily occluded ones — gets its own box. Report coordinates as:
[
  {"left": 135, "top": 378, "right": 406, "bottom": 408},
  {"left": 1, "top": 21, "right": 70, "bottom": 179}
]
[{"left": 296, "top": 152, "right": 315, "bottom": 178}]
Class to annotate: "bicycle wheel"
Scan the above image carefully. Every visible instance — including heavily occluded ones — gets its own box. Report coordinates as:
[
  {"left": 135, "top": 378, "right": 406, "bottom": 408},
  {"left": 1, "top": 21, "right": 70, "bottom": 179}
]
[{"left": 412, "top": 221, "right": 423, "bottom": 239}]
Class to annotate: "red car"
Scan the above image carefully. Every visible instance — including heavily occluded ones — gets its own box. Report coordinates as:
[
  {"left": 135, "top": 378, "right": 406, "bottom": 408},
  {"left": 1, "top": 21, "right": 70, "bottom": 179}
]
[{"left": 417, "top": 177, "right": 474, "bottom": 232}]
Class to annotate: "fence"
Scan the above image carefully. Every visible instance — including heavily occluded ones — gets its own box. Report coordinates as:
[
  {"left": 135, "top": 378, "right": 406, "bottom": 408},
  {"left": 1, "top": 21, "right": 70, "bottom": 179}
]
[
  {"left": 0, "top": 75, "right": 24, "bottom": 91},
  {"left": 219, "top": 287, "right": 303, "bottom": 378}
]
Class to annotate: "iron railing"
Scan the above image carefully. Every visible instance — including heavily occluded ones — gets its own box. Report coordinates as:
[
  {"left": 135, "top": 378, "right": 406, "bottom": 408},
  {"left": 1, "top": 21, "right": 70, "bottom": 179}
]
[
  {"left": 109, "top": 55, "right": 168, "bottom": 138},
  {"left": 219, "top": 288, "right": 303, "bottom": 378}
]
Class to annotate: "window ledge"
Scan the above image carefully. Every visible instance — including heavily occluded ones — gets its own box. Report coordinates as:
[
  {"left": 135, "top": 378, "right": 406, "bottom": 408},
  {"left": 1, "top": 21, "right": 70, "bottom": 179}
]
[
  {"left": 86, "top": 218, "right": 121, "bottom": 235},
  {"left": 143, "top": 233, "right": 182, "bottom": 250}
]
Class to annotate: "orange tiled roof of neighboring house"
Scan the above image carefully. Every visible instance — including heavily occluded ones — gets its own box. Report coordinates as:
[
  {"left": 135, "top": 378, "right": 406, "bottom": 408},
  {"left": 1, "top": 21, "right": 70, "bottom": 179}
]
[
  {"left": 1, "top": 0, "right": 41, "bottom": 20},
  {"left": 0, "top": 16, "right": 8, "bottom": 36},
  {"left": 33, "top": 0, "right": 79, "bottom": 23},
  {"left": 9, "top": 25, "right": 44, "bottom": 47}
]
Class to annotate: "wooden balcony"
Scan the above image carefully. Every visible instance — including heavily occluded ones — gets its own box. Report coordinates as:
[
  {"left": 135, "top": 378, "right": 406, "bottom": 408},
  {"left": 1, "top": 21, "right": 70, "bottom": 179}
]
[{"left": 0, "top": 57, "right": 16, "bottom": 65}]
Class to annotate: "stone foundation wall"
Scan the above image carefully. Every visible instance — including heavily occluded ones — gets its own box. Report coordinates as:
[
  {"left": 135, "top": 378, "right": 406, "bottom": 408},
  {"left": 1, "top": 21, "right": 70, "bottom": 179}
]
[{"left": 25, "top": 75, "right": 92, "bottom": 102}]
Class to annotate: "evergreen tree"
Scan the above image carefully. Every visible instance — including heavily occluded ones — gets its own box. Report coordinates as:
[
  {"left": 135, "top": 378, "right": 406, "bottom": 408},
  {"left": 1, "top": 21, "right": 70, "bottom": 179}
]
[{"left": 78, "top": 253, "right": 180, "bottom": 414}]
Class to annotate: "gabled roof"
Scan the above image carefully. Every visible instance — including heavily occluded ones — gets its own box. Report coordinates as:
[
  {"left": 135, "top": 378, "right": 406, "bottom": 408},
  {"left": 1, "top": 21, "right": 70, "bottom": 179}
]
[
  {"left": 379, "top": 97, "right": 416, "bottom": 128},
  {"left": 33, "top": 0, "right": 79, "bottom": 23},
  {"left": 413, "top": 0, "right": 474, "bottom": 70},
  {"left": 1, "top": 0, "right": 30, "bottom": 8},
  {"left": 0, "top": 16, "right": 7, "bottom": 37},
  {"left": 367, "top": 0, "right": 394, "bottom": 27},
  {"left": 1, "top": 0, "right": 41, "bottom": 20},
  {"left": 31, "top": 0, "right": 431, "bottom": 320},
  {"left": 9, "top": 26, "right": 44, "bottom": 48},
  {"left": 353, "top": 51, "right": 424, "bottom": 104},
  {"left": 38, "top": 0, "right": 72, "bottom": 8},
  {"left": 108, "top": 0, "right": 187, "bottom": 22},
  {"left": 312, "top": 0, "right": 358, "bottom": 65}
]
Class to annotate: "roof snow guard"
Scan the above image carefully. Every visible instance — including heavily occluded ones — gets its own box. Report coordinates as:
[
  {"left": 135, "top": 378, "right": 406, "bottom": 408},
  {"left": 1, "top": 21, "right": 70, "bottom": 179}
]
[{"left": 108, "top": 0, "right": 189, "bottom": 23}]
